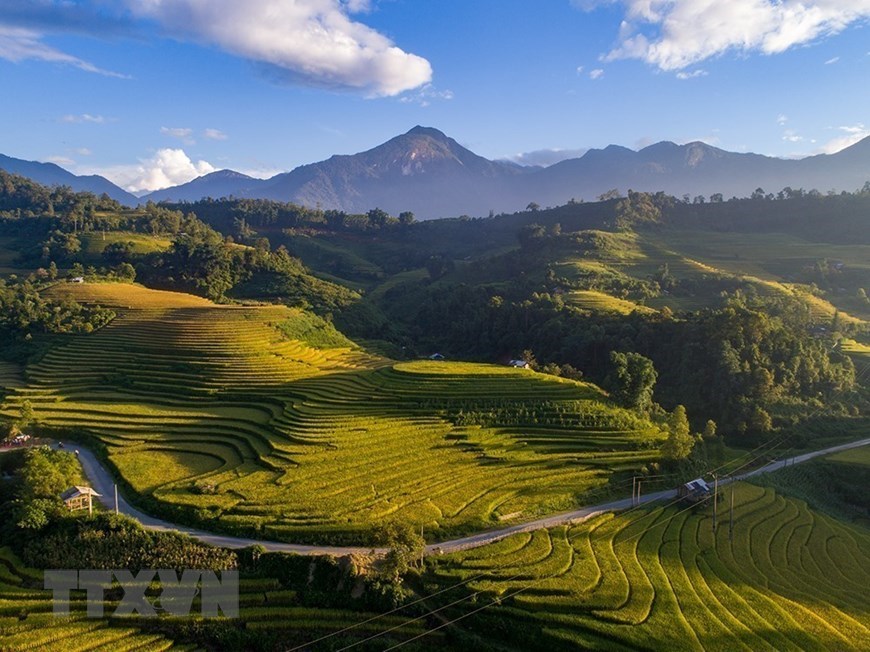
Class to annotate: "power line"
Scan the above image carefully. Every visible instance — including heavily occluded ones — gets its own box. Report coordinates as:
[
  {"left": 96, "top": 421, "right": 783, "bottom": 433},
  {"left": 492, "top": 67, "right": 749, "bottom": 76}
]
[{"left": 295, "top": 359, "right": 869, "bottom": 650}]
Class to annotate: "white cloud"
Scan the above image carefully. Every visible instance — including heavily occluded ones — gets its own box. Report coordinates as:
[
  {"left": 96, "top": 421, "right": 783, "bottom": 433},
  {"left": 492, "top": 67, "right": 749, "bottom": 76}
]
[
  {"left": 59, "top": 113, "right": 107, "bottom": 124},
  {"left": 128, "top": 0, "right": 431, "bottom": 96},
  {"left": 675, "top": 69, "right": 707, "bottom": 79},
  {"left": 576, "top": 65, "right": 584, "bottom": 73},
  {"left": 0, "top": 26, "right": 128, "bottom": 77},
  {"left": 160, "top": 126, "right": 195, "bottom": 145},
  {"left": 85, "top": 149, "right": 217, "bottom": 193},
  {"left": 777, "top": 114, "right": 789, "bottom": 126},
  {"left": 76, "top": 147, "right": 92, "bottom": 156},
  {"left": 819, "top": 123, "right": 870, "bottom": 153},
  {"left": 825, "top": 56, "right": 840, "bottom": 64},
  {"left": 589, "top": 68, "right": 605, "bottom": 79},
  {"left": 203, "top": 128, "right": 228, "bottom": 141},
  {"left": 48, "top": 155, "right": 75, "bottom": 166},
  {"left": 398, "top": 83, "right": 454, "bottom": 107},
  {"left": 503, "top": 148, "right": 589, "bottom": 167},
  {"left": 579, "top": 1, "right": 870, "bottom": 71},
  {"left": 782, "top": 129, "right": 804, "bottom": 142}
]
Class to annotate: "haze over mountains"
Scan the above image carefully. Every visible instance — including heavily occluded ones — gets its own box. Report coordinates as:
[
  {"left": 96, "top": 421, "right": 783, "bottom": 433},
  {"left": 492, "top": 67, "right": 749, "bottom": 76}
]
[
  {"left": 3, "top": 127, "right": 870, "bottom": 219},
  {"left": 0, "top": 154, "right": 138, "bottom": 206}
]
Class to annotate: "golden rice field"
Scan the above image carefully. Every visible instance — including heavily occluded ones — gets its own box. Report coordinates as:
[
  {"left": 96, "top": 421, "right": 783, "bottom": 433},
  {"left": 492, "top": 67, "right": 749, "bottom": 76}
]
[
  {"left": 0, "top": 283, "right": 667, "bottom": 543},
  {"left": 425, "top": 481, "right": 870, "bottom": 651}
]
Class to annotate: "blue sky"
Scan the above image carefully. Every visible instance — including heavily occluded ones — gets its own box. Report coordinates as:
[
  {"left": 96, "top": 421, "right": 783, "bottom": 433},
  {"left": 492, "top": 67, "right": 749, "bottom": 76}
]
[{"left": 1, "top": 0, "right": 868, "bottom": 192}]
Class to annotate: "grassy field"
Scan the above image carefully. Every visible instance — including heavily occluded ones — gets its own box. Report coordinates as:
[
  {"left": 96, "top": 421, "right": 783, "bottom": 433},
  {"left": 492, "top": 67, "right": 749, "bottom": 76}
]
[
  {"left": 77, "top": 232, "right": 173, "bottom": 259},
  {"left": 422, "top": 480, "right": 870, "bottom": 651},
  {"left": 0, "top": 283, "right": 667, "bottom": 544}
]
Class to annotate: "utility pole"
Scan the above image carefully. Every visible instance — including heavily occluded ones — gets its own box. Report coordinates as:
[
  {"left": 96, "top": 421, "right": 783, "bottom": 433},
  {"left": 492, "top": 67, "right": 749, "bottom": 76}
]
[
  {"left": 712, "top": 474, "right": 718, "bottom": 534},
  {"left": 636, "top": 481, "right": 641, "bottom": 507},
  {"left": 114, "top": 483, "right": 119, "bottom": 515},
  {"left": 632, "top": 476, "right": 637, "bottom": 507},
  {"left": 729, "top": 483, "right": 734, "bottom": 542}
]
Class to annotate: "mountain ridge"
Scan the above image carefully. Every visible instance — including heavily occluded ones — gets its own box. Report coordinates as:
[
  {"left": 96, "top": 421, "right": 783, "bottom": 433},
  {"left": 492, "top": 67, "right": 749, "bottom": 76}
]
[
  {"left": 5, "top": 128, "right": 870, "bottom": 218},
  {"left": 0, "top": 154, "right": 138, "bottom": 205}
]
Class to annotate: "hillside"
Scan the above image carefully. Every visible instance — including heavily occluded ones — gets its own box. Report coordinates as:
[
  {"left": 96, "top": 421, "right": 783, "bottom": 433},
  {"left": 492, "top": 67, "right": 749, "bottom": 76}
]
[
  {"left": 420, "top": 478, "right": 870, "bottom": 650},
  {"left": 0, "top": 283, "right": 669, "bottom": 544}
]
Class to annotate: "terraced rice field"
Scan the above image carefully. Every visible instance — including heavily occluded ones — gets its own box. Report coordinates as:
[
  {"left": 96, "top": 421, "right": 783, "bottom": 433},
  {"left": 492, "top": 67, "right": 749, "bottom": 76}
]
[
  {"left": 427, "top": 482, "right": 870, "bottom": 651},
  {"left": 0, "top": 546, "right": 430, "bottom": 651},
  {"left": 0, "top": 547, "right": 196, "bottom": 651},
  {"left": 565, "top": 290, "right": 656, "bottom": 315},
  {"left": 0, "top": 284, "right": 666, "bottom": 542}
]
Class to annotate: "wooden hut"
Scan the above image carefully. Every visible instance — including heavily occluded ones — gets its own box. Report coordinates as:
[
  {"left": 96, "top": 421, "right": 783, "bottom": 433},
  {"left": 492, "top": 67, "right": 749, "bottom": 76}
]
[{"left": 61, "top": 486, "right": 100, "bottom": 515}]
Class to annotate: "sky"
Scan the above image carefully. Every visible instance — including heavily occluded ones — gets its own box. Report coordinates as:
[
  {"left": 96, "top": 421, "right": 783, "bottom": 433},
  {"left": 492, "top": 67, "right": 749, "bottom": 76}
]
[{"left": 0, "top": 0, "right": 869, "bottom": 193}]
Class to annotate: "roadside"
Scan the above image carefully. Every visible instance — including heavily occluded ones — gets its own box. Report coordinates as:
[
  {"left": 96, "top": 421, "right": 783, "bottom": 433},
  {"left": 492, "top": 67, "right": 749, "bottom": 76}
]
[{"left": 9, "top": 436, "right": 870, "bottom": 557}]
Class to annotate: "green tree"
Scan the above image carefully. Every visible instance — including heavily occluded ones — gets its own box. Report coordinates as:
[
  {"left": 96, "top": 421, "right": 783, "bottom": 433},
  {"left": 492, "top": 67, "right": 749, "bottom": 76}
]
[
  {"left": 18, "top": 399, "right": 34, "bottom": 427},
  {"left": 374, "top": 522, "right": 425, "bottom": 584},
  {"left": 605, "top": 351, "right": 658, "bottom": 412},
  {"left": 662, "top": 405, "right": 695, "bottom": 461}
]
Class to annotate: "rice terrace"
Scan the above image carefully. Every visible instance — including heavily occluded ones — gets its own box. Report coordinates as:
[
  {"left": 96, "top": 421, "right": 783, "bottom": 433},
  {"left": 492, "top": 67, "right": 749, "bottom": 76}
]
[{"left": 3, "top": 2, "right": 870, "bottom": 649}]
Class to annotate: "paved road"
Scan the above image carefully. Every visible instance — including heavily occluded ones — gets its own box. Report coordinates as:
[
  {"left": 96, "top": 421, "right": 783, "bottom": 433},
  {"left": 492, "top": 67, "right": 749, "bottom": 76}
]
[{"left": 41, "top": 436, "right": 870, "bottom": 557}]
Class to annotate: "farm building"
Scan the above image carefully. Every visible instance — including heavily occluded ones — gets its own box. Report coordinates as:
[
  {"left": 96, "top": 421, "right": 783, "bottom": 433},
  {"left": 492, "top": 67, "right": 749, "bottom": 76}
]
[
  {"left": 428, "top": 353, "right": 445, "bottom": 360},
  {"left": 508, "top": 359, "right": 530, "bottom": 369},
  {"left": 61, "top": 486, "right": 100, "bottom": 514},
  {"left": 678, "top": 478, "right": 712, "bottom": 504},
  {"left": 70, "top": 276, "right": 85, "bottom": 283}
]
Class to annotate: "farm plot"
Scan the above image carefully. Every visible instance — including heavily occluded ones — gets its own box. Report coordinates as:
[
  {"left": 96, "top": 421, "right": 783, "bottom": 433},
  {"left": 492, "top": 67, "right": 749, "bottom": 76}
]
[
  {"left": 0, "top": 547, "right": 194, "bottom": 652},
  {"left": 425, "top": 482, "right": 870, "bottom": 651},
  {"left": 0, "top": 545, "right": 431, "bottom": 651},
  {"left": 1, "top": 284, "right": 666, "bottom": 543}
]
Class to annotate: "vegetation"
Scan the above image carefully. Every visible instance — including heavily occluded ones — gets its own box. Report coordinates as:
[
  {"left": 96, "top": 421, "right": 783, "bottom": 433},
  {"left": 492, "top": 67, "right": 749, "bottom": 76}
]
[
  {"left": 418, "top": 480, "right": 870, "bottom": 651},
  {"left": 0, "top": 283, "right": 668, "bottom": 545}
]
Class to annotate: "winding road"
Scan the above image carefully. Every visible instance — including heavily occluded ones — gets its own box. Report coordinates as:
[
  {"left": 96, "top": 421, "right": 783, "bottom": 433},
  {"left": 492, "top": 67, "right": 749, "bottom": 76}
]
[{"left": 46, "top": 436, "right": 870, "bottom": 557}]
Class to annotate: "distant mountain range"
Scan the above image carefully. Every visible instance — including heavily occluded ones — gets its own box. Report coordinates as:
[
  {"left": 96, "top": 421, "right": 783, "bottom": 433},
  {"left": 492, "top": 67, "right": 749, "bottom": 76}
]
[
  {"left": 4, "top": 128, "right": 870, "bottom": 219},
  {"left": 0, "top": 154, "right": 138, "bottom": 206}
]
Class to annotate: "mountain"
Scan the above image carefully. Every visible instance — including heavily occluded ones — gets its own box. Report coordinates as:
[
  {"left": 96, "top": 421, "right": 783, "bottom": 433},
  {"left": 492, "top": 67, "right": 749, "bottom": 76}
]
[
  {"left": 150, "top": 128, "right": 870, "bottom": 218},
  {"left": 0, "top": 154, "right": 138, "bottom": 206},
  {"left": 142, "top": 169, "right": 263, "bottom": 202},
  {"left": 252, "top": 126, "right": 529, "bottom": 218},
  {"left": 10, "top": 128, "right": 870, "bottom": 219}
]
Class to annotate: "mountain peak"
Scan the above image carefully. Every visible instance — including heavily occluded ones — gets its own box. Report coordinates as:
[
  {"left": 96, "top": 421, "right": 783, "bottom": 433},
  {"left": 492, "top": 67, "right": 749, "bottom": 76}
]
[{"left": 405, "top": 125, "right": 448, "bottom": 139}]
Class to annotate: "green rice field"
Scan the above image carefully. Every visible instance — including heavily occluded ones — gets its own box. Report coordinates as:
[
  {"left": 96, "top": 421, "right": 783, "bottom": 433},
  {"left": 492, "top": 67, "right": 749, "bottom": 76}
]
[
  {"left": 423, "top": 481, "right": 870, "bottom": 651},
  {"left": 0, "top": 283, "right": 667, "bottom": 543}
]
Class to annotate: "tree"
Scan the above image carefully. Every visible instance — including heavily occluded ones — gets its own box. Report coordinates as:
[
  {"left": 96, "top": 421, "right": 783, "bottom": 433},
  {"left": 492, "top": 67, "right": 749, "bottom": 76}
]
[
  {"left": 604, "top": 351, "right": 657, "bottom": 412},
  {"left": 374, "top": 522, "right": 425, "bottom": 584},
  {"left": 47, "top": 261, "right": 58, "bottom": 281},
  {"left": 116, "top": 262, "right": 136, "bottom": 282},
  {"left": 398, "top": 211, "right": 415, "bottom": 225},
  {"left": 526, "top": 202, "right": 541, "bottom": 212},
  {"left": 18, "top": 399, "right": 34, "bottom": 427},
  {"left": 662, "top": 405, "right": 695, "bottom": 461}
]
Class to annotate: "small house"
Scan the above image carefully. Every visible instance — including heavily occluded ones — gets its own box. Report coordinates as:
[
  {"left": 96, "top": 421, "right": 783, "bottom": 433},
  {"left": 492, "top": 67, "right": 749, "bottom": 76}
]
[
  {"left": 508, "top": 359, "right": 530, "bottom": 369},
  {"left": 61, "top": 486, "right": 100, "bottom": 515},
  {"left": 428, "top": 353, "right": 445, "bottom": 361},
  {"left": 678, "top": 478, "right": 711, "bottom": 504},
  {"left": 70, "top": 277, "right": 85, "bottom": 284}
]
